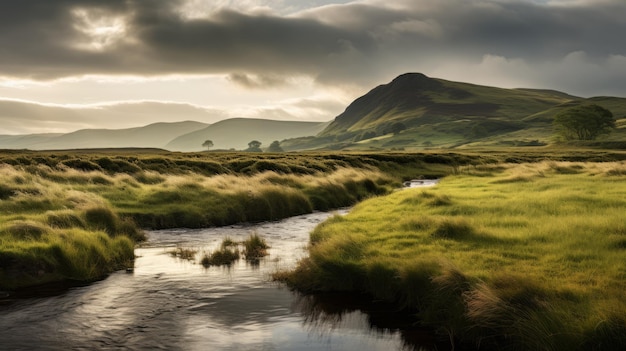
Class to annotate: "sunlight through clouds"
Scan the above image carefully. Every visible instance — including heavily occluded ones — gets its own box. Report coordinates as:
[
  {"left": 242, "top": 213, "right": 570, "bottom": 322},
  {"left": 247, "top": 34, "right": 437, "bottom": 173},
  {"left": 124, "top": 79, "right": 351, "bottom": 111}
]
[
  {"left": 0, "top": 0, "right": 624, "bottom": 133},
  {"left": 71, "top": 8, "right": 129, "bottom": 51}
]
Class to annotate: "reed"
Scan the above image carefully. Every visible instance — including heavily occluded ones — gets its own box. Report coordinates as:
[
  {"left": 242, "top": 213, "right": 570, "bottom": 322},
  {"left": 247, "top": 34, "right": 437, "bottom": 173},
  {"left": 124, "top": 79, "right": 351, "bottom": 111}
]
[{"left": 242, "top": 233, "right": 270, "bottom": 260}]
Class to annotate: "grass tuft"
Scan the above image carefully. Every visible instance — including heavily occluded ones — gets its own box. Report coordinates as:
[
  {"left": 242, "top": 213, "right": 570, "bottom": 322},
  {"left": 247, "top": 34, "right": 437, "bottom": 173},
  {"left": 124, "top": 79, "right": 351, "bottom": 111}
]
[
  {"left": 242, "top": 233, "right": 270, "bottom": 260},
  {"left": 201, "top": 242, "right": 240, "bottom": 267},
  {"left": 170, "top": 247, "right": 197, "bottom": 261},
  {"left": 430, "top": 218, "right": 474, "bottom": 239}
]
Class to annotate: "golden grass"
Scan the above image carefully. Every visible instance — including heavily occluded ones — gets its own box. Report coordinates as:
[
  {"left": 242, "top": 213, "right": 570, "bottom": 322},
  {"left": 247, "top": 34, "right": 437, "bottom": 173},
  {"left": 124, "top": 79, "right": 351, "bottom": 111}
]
[{"left": 278, "top": 161, "right": 626, "bottom": 350}]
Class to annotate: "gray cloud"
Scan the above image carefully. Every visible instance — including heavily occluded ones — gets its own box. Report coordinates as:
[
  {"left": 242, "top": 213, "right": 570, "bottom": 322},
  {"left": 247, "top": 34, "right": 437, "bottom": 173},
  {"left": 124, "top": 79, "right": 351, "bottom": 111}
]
[
  {"left": 227, "top": 73, "right": 290, "bottom": 89},
  {"left": 0, "top": 0, "right": 625, "bottom": 96}
]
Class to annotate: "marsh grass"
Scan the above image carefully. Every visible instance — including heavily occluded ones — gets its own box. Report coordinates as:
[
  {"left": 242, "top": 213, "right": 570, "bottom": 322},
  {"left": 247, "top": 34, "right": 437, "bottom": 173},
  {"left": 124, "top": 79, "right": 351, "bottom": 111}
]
[
  {"left": 169, "top": 247, "right": 198, "bottom": 261},
  {"left": 116, "top": 167, "right": 394, "bottom": 229},
  {"left": 200, "top": 233, "right": 270, "bottom": 266},
  {"left": 2, "top": 150, "right": 622, "bottom": 290},
  {"left": 242, "top": 233, "right": 270, "bottom": 260},
  {"left": 277, "top": 161, "right": 626, "bottom": 350},
  {"left": 0, "top": 165, "right": 143, "bottom": 289},
  {"left": 201, "top": 237, "right": 241, "bottom": 267}
]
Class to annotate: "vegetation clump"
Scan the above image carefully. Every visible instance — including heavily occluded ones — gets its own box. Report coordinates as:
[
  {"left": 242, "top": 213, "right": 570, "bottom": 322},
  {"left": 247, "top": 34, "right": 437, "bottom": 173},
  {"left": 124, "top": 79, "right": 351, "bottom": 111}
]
[
  {"left": 242, "top": 233, "right": 270, "bottom": 260},
  {"left": 201, "top": 238, "right": 241, "bottom": 267},
  {"left": 169, "top": 247, "right": 198, "bottom": 261},
  {"left": 553, "top": 104, "right": 615, "bottom": 140}
]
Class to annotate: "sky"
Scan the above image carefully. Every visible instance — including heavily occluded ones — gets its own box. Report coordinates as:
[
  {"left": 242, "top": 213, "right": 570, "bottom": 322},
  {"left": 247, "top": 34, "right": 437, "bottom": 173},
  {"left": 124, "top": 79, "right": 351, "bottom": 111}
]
[{"left": 1, "top": 0, "right": 625, "bottom": 134}]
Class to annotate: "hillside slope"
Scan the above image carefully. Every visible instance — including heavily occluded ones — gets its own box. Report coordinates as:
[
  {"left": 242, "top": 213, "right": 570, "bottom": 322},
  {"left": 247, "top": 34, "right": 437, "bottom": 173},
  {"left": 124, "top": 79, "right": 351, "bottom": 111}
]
[
  {"left": 321, "top": 73, "right": 574, "bottom": 136},
  {"left": 291, "top": 73, "right": 626, "bottom": 150}
]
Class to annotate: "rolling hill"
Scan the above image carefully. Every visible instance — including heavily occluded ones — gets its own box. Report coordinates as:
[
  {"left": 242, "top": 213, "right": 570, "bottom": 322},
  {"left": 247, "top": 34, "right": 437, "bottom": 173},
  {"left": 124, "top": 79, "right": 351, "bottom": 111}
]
[
  {"left": 283, "top": 73, "right": 626, "bottom": 150},
  {"left": 165, "top": 118, "right": 329, "bottom": 151},
  {"left": 1, "top": 73, "right": 624, "bottom": 152},
  {"left": 0, "top": 121, "right": 209, "bottom": 150}
]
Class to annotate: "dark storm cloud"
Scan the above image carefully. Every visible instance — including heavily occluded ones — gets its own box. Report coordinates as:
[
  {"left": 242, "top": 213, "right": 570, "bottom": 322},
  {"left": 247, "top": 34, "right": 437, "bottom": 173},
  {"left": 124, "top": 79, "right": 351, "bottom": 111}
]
[
  {"left": 0, "top": 0, "right": 376, "bottom": 79},
  {"left": 431, "top": 1, "right": 626, "bottom": 60},
  {"left": 1, "top": 0, "right": 625, "bottom": 95}
]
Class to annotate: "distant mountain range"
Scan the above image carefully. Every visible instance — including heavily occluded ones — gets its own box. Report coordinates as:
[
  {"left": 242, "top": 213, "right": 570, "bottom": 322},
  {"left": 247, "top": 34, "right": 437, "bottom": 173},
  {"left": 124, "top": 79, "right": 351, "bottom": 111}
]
[
  {"left": 1, "top": 73, "right": 624, "bottom": 151},
  {"left": 0, "top": 119, "right": 328, "bottom": 151},
  {"left": 165, "top": 118, "right": 329, "bottom": 151}
]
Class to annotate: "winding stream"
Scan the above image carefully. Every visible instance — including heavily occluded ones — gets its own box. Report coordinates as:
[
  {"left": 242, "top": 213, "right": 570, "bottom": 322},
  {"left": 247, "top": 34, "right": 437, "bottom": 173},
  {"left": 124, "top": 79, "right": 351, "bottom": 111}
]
[{"left": 1, "top": 209, "right": 443, "bottom": 351}]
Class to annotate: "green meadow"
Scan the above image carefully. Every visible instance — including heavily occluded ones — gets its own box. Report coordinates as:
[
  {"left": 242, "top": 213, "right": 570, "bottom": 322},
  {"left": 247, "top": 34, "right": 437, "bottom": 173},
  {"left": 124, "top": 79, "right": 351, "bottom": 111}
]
[
  {"left": 2, "top": 148, "right": 626, "bottom": 350},
  {"left": 2, "top": 150, "right": 445, "bottom": 289},
  {"left": 276, "top": 161, "right": 626, "bottom": 350}
]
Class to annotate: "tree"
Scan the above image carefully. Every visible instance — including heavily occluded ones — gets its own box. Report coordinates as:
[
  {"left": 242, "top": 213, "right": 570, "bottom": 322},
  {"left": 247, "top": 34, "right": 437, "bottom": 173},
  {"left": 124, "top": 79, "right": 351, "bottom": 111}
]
[
  {"left": 553, "top": 104, "right": 615, "bottom": 141},
  {"left": 246, "top": 140, "right": 262, "bottom": 152},
  {"left": 266, "top": 140, "right": 284, "bottom": 152},
  {"left": 202, "top": 140, "right": 214, "bottom": 150}
]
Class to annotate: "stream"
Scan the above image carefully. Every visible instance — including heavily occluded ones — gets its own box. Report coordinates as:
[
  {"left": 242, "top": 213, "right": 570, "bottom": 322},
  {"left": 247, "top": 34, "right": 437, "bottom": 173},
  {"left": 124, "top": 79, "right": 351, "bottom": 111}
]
[{"left": 1, "top": 208, "right": 443, "bottom": 350}]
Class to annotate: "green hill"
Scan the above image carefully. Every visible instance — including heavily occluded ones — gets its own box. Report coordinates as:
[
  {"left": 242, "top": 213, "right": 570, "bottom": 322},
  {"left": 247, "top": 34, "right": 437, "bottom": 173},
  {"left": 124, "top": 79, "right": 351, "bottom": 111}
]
[{"left": 285, "top": 73, "right": 626, "bottom": 150}]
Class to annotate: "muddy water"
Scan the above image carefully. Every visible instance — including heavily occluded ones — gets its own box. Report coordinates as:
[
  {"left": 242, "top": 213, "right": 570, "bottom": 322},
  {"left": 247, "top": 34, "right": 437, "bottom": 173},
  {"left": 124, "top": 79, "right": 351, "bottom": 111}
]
[{"left": 0, "top": 210, "right": 443, "bottom": 351}]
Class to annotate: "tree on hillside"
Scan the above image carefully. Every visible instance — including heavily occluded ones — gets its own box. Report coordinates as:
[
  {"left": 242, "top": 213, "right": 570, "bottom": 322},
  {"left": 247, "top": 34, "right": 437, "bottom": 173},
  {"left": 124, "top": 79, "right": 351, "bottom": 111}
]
[
  {"left": 267, "top": 140, "right": 284, "bottom": 152},
  {"left": 553, "top": 104, "right": 615, "bottom": 141},
  {"left": 245, "top": 140, "right": 263, "bottom": 152},
  {"left": 202, "top": 139, "right": 214, "bottom": 150}
]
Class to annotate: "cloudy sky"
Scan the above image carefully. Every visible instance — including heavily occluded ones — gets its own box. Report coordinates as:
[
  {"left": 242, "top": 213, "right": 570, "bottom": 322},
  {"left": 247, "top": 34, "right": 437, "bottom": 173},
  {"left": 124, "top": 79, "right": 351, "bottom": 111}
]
[{"left": 1, "top": 0, "right": 625, "bottom": 134}]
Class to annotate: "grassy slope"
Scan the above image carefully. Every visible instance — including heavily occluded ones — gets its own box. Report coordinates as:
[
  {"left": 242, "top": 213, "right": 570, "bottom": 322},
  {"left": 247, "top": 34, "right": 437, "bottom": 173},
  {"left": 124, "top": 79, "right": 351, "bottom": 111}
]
[
  {"left": 277, "top": 161, "right": 626, "bottom": 350},
  {"left": 291, "top": 73, "right": 626, "bottom": 151}
]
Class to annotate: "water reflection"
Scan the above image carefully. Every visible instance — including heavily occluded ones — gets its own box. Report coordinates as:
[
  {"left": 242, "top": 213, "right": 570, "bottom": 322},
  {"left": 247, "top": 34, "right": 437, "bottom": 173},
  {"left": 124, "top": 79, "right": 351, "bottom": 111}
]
[
  {"left": 0, "top": 210, "right": 446, "bottom": 350},
  {"left": 294, "top": 293, "right": 447, "bottom": 351}
]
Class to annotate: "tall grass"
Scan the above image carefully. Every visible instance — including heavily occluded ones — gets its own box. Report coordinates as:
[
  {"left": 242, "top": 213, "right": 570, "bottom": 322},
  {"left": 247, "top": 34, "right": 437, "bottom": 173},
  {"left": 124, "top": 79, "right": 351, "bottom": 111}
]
[
  {"left": 0, "top": 165, "right": 142, "bottom": 289},
  {"left": 114, "top": 168, "right": 395, "bottom": 229},
  {"left": 201, "top": 237, "right": 241, "bottom": 266},
  {"left": 277, "top": 161, "right": 626, "bottom": 350},
  {"left": 242, "top": 233, "right": 270, "bottom": 260}
]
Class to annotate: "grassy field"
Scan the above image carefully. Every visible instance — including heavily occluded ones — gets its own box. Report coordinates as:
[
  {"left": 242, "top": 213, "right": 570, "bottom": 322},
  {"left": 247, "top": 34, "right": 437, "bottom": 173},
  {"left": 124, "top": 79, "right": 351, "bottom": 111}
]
[
  {"left": 276, "top": 161, "right": 626, "bottom": 350},
  {"left": 1, "top": 148, "right": 625, "bottom": 294},
  {"left": 1, "top": 150, "right": 453, "bottom": 289}
]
